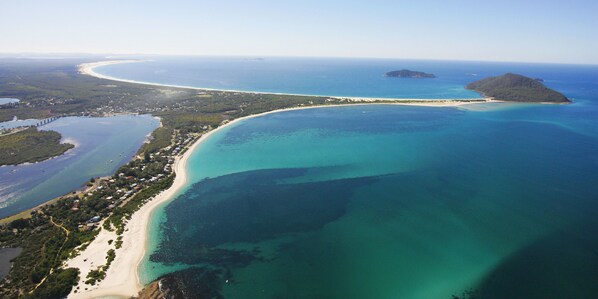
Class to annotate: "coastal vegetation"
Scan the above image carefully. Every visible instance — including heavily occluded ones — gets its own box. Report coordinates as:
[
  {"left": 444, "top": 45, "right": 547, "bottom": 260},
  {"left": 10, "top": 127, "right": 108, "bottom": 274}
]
[
  {"left": 105, "top": 174, "right": 175, "bottom": 235},
  {"left": 139, "top": 126, "right": 173, "bottom": 154},
  {"left": 385, "top": 69, "right": 436, "bottom": 78},
  {"left": 465, "top": 73, "right": 570, "bottom": 103},
  {"left": 84, "top": 249, "right": 115, "bottom": 285},
  {"left": 0, "top": 58, "right": 188, "bottom": 122},
  {"left": 0, "top": 208, "right": 84, "bottom": 298},
  {"left": 0, "top": 57, "right": 356, "bottom": 297},
  {"left": 0, "top": 127, "right": 74, "bottom": 166},
  {"left": 0, "top": 58, "right": 573, "bottom": 298}
]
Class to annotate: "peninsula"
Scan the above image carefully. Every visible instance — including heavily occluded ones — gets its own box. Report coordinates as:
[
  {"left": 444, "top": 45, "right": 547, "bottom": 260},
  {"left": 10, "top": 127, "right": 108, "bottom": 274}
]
[
  {"left": 466, "top": 73, "right": 570, "bottom": 103},
  {"left": 385, "top": 69, "right": 436, "bottom": 78}
]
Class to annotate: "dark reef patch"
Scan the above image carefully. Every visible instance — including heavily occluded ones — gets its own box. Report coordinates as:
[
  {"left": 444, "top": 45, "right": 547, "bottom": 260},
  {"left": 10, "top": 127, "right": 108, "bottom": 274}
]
[
  {"left": 156, "top": 267, "right": 225, "bottom": 299},
  {"left": 475, "top": 227, "right": 598, "bottom": 299},
  {"left": 151, "top": 168, "right": 376, "bottom": 266}
]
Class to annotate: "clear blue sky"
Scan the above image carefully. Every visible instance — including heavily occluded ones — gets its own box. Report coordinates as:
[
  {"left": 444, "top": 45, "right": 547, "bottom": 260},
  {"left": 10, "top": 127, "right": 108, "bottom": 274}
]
[{"left": 1, "top": 0, "right": 597, "bottom": 64}]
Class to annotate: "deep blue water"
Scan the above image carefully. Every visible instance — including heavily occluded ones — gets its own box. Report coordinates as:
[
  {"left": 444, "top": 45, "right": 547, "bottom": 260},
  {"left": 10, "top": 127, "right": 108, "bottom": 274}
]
[
  {"left": 93, "top": 57, "right": 595, "bottom": 99},
  {"left": 94, "top": 57, "right": 597, "bottom": 99},
  {"left": 97, "top": 57, "right": 598, "bottom": 298},
  {"left": 0, "top": 115, "right": 159, "bottom": 218}
]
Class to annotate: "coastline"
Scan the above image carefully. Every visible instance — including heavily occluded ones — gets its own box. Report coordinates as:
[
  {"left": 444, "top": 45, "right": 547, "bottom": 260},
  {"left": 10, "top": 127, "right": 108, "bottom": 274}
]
[
  {"left": 66, "top": 119, "right": 201, "bottom": 298},
  {"left": 79, "top": 60, "right": 492, "bottom": 106},
  {"left": 67, "top": 60, "right": 504, "bottom": 298},
  {"left": 67, "top": 102, "right": 398, "bottom": 298}
]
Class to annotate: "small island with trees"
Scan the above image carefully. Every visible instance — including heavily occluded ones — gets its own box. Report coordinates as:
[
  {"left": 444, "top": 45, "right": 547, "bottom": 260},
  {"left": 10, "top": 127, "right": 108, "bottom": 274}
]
[
  {"left": 385, "top": 69, "right": 436, "bottom": 78},
  {"left": 466, "top": 73, "right": 570, "bottom": 103},
  {"left": 0, "top": 127, "right": 74, "bottom": 166}
]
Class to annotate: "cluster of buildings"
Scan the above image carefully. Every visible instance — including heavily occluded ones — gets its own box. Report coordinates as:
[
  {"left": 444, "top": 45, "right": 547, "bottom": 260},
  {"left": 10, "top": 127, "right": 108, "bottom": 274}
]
[{"left": 71, "top": 131, "right": 199, "bottom": 231}]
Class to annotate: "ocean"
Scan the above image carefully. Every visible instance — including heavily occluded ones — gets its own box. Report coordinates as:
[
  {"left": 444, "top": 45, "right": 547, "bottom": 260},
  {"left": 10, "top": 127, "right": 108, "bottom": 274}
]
[
  {"left": 97, "top": 57, "right": 598, "bottom": 298},
  {"left": 91, "top": 56, "right": 586, "bottom": 99}
]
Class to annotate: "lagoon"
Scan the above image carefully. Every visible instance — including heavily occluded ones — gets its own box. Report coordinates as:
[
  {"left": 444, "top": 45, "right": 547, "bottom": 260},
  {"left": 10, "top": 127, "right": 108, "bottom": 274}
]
[
  {"left": 0, "top": 115, "right": 159, "bottom": 218},
  {"left": 0, "top": 247, "right": 22, "bottom": 279},
  {"left": 0, "top": 98, "right": 19, "bottom": 105}
]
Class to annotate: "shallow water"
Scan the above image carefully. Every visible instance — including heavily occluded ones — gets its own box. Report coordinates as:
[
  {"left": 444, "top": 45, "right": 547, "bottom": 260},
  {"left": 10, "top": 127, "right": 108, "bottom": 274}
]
[
  {"left": 125, "top": 58, "right": 598, "bottom": 298},
  {"left": 142, "top": 105, "right": 598, "bottom": 298}
]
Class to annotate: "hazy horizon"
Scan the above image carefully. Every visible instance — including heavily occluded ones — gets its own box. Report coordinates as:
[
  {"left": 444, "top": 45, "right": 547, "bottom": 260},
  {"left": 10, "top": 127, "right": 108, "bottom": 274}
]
[
  {"left": 1, "top": 1, "right": 597, "bottom": 64},
  {"left": 2, "top": 52, "right": 598, "bottom": 67}
]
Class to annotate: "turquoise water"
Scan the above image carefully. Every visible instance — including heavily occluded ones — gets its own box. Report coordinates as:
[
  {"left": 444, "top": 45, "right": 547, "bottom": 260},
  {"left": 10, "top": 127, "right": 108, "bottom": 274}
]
[
  {"left": 141, "top": 105, "right": 598, "bottom": 298},
  {"left": 0, "top": 115, "right": 159, "bottom": 218},
  {"left": 125, "top": 58, "right": 598, "bottom": 298}
]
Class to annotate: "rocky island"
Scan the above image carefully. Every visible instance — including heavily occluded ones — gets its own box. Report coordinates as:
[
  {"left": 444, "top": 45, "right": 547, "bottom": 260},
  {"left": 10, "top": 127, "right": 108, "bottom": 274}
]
[
  {"left": 385, "top": 69, "right": 436, "bottom": 78},
  {"left": 466, "top": 73, "right": 570, "bottom": 103}
]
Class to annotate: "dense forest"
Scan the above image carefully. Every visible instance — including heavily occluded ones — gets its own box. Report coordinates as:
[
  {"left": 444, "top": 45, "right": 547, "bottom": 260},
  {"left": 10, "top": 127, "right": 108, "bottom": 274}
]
[
  {"left": 385, "top": 69, "right": 436, "bottom": 78},
  {"left": 0, "top": 127, "right": 74, "bottom": 166},
  {"left": 466, "top": 73, "right": 569, "bottom": 103}
]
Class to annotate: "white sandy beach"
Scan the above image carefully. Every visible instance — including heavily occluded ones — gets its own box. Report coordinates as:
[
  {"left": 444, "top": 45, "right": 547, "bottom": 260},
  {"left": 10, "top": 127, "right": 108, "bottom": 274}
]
[
  {"left": 66, "top": 103, "right": 366, "bottom": 298},
  {"left": 65, "top": 127, "right": 198, "bottom": 298},
  {"left": 66, "top": 112, "right": 221, "bottom": 298},
  {"left": 66, "top": 60, "right": 501, "bottom": 298}
]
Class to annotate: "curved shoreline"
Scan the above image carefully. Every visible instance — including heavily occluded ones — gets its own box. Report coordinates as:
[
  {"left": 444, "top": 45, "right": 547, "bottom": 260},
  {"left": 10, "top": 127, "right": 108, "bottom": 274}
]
[
  {"left": 79, "top": 60, "right": 490, "bottom": 104},
  {"left": 68, "top": 104, "right": 397, "bottom": 298},
  {"left": 69, "top": 60, "right": 500, "bottom": 298}
]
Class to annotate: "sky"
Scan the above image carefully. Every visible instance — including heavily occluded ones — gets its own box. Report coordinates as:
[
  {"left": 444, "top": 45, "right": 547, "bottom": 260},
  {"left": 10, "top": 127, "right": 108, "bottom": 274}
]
[{"left": 1, "top": 0, "right": 597, "bottom": 64}]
